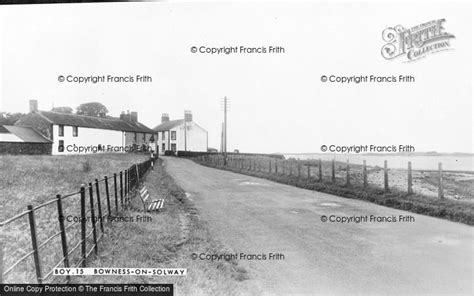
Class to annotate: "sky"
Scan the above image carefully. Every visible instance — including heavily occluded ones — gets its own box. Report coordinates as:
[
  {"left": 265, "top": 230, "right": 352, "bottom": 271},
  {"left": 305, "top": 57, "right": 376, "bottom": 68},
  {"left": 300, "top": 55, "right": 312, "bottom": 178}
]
[{"left": 0, "top": 1, "right": 472, "bottom": 153}]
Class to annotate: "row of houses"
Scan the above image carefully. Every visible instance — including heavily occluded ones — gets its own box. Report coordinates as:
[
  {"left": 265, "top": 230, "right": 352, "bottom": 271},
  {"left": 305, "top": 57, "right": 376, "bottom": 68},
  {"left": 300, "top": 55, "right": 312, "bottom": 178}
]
[{"left": 0, "top": 100, "right": 208, "bottom": 155}]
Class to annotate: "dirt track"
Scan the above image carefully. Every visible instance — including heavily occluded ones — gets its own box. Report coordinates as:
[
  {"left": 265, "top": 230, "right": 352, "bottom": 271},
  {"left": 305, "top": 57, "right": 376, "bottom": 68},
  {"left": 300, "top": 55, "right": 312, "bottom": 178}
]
[{"left": 164, "top": 157, "right": 473, "bottom": 295}]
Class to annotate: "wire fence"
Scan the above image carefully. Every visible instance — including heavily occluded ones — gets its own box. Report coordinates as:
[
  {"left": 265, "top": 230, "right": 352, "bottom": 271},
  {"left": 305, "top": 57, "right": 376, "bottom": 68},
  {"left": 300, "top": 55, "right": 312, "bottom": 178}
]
[
  {"left": 195, "top": 154, "right": 462, "bottom": 200},
  {"left": 0, "top": 157, "right": 155, "bottom": 284}
]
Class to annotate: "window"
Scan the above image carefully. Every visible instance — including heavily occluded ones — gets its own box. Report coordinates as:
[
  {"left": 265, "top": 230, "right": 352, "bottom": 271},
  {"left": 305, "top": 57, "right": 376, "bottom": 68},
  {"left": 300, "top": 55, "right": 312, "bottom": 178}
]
[
  {"left": 162, "top": 132, "right": 165, "bottom": 141},
  {"left": 58, "top": 140, "right": 64, "bottom": 152},
  {"left": 162, "top": 143, "right": 165, "bottom": 152},
  {"left": 72, "top": 126, "right": 78, "bottom": 137},
  {"left": 171, "top": 131, "right": 176, "bottom": 140},
  {"left": 58, "top": 125, "right": 64, "bottom": 137},
  {"left": 171, "top": 143, "right": 176, "bottom": 151}
]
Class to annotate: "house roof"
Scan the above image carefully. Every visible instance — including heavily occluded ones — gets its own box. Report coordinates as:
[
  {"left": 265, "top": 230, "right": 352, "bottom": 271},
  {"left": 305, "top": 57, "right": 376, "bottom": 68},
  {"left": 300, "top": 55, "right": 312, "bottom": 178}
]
[
  {"left": 0, "top": 125, "right": 52, "bottom": 143},
  {"left": 153, "top": 119, "right": 185, "bottom": 131},
  {"left": 36, "top": 111, "right": 156, "bottom": 133}
]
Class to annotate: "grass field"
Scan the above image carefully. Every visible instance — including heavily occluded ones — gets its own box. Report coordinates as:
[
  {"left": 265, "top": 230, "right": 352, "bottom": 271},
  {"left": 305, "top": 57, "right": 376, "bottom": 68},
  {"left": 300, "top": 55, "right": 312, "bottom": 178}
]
[
  {"left": 74, "top": 159, "right": 254, "bottom": 295},
  {"left": 0, "top": 153, "right": 148, "bottom": 283}
]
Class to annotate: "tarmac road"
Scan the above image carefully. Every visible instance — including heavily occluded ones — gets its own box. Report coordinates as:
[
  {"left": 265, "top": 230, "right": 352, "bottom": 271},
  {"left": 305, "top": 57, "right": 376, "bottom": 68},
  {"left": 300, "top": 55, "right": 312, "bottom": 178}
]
[{"left": 163, "top": 157, "right": 473, "bottom": 295}]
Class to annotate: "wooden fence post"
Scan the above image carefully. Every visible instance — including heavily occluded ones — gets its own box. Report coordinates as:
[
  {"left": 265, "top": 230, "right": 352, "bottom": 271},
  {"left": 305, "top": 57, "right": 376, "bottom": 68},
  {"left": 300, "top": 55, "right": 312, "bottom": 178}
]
[
  {"left": 318, "top": 159, "right": 322, "bottom": 182},
  {"left": 128, "top": 168, "right": 131, "bottom": 194},
  {"left": 125, "top": 169, "right": 128, "bottom": 203},
  {"left": 346, "top": 160, "right": 350, "bottom": 186},
  {"left": 27, "top": 205, "right": 42, "bottom": 284},
  {"left": 123, "top": 170, "right": 127, "bottom": 204},
  {"left": 56, "top": 194, "right": 70, "bottom": 283},
  {"left": 363, "top": 160, "right": 367, "bottom": 189},
  {"left": 0, "top": 242, "right": 4, "bottom": 284},
  {"left": 80, "top": 186, "right": 86, "bottom": 267},
  {"left": 120, "top": 171, "right": 124, "bottom": 209},
  {"left": 128, "top": 169, "right": 131, "bottom": 194},
  {"left": 95, "top": 179, "right": 104, "bottom": 233},
  {"left": 298, "top": 163, "right": 301, "bottom": 177},
  {"left": 407, "top": 162, "right": 413, "bottom": 194},
  {"left": 438, "top": 162, "right": 444, "bottom": 199},
  {"left": 331, "top": 159, "right": 335, "bottom": 183},
  {"left": 129, "top": 168, "right": 132, "bottom": 193},
  {"left": 114, "top": 173, "right": 118, "bottom": 214},
  {"left": 384, "top": 160, "right": 389, "bottom": 192},
  {"left": 127, "top": 169, "right": 130, "bottom": 203},
  {"left": 275, "top": 160, "right": 278, "bottom": 174},
  {"left": 289, "top": 162, "right": 293, "bottom": 176},
  {"left": 104, "top": 176, "right": 111, "bottom": 216},
  {"left": 89, "top": 183, "right": 98, "bottom": 255},
  {"left": 307, "top": 165, "right": 310, "bottom": 178}
]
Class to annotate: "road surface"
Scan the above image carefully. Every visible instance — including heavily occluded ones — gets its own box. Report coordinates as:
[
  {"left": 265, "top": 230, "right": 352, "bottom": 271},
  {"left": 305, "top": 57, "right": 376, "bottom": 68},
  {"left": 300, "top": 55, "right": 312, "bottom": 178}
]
[{"left": 164, "top": 157, "right": 473, "bottom": 295}]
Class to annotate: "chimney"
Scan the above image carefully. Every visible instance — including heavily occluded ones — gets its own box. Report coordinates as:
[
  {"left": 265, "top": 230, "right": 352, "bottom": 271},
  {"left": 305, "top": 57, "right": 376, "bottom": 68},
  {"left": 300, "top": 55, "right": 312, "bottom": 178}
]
[
  {"left": 184, "top": 110, "right": 192, "bottom": 122},
  {"left": 120, "top": 111, "right": 132, "bottom": 122},
  {"left": 161, "top": 113, "right": 169, "bottom": 123},
  {"left": 131, "top": 111, "right": 138, "bottom": 123},
  {"left": 29, "top": 100, "right": 38, "bottom": 113}
]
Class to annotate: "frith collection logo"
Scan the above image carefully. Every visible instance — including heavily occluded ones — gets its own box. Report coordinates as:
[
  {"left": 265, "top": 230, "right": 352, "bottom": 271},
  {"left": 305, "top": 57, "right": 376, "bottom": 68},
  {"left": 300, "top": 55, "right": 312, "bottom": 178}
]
[{"left": 381, "top": 19, "right": 455, "bottom": 62}]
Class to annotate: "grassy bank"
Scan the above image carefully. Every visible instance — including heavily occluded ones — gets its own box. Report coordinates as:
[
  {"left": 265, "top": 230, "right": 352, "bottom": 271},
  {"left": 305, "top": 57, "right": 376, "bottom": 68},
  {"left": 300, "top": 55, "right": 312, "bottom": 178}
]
[
  {"left": 0, "top": 153, "right": 149, "bottom": 283},
  {"left": 0, "top": 153, "right": 148, "bottom": 219},
  {"left": 74, "top": 159, "right": 255, "bottom": 295},
  {"left": 194, "top": 159, "right": 474, "bottom": 226}
]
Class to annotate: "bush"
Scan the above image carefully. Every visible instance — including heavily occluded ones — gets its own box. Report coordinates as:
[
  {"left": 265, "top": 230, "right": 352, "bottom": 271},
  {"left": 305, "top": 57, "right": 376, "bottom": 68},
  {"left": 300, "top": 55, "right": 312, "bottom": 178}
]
[{"left": 82, "top": 159, "right": 92, "bottom": 172}]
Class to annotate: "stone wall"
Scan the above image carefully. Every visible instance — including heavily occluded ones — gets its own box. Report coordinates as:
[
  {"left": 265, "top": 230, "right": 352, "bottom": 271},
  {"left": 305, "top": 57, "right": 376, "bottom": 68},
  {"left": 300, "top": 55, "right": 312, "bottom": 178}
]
[{"left": 0, "top": 142, "right": 52, "bottom": 155}]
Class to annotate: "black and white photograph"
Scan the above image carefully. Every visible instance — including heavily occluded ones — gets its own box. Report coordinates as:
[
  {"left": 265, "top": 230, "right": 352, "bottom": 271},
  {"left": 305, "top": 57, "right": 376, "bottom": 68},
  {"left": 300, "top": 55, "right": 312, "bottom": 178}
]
[{"left": 0, "top": 0, "right": 472, "bottom": 295}]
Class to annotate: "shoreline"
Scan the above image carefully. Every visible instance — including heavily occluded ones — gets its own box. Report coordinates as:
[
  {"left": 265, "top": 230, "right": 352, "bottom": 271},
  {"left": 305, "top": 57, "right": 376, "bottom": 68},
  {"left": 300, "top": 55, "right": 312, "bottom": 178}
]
[{"left": 285, "top": 154, "right": 473, "bottom": 172}]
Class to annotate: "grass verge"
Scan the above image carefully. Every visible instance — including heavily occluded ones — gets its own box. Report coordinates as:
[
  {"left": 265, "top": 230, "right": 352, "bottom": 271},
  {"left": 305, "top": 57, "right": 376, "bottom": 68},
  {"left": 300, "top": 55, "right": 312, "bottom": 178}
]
[
  {"left": 0, "top": 153, "right": 149, "bottom": 283},
  {"left": 74, "top": 159, "right": 255, "bottom": 295},
  {"left": 194, "top": 159, "right": 474, "bottom": 226}
]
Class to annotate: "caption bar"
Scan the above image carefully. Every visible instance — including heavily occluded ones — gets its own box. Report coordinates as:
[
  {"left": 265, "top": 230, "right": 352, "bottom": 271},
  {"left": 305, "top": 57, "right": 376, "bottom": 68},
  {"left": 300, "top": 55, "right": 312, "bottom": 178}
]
[
  {"left": 1, "top": 284, "right": 173, "bottom": 295},
  {"left": 54, "top": 268, "right": 186, "bottom": 276}
]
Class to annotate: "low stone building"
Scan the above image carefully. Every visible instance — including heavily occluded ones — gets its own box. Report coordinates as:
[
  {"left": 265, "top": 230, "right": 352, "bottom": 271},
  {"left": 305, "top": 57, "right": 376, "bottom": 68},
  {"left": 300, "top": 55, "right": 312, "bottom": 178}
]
[{"left": 0, "top": 125, "right": 53, "bottom": 155}]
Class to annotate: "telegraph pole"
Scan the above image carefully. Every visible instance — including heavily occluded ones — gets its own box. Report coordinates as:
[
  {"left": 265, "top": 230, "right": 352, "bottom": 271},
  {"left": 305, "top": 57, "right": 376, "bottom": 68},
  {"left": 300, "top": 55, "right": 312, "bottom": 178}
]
[
  {"left": 184, "top": 110, "right": 187, "bottom": 153},
  {"left": 221, "top": 97, "right": 230, "bottom": 165}
]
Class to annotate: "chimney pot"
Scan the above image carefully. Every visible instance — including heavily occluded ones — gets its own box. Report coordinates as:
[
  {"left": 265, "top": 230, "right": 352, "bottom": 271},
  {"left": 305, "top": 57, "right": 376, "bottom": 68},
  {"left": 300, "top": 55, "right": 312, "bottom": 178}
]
[
  {"left": 120, "top": 111, "right": 129, "bottom": 121},
  {"left": 29, "top": 100, "right": 38, "bottom": 113},
  {"left": 161, "top": 113, "right": 170, "bottom": 123},
  {"left": 131, "top": 111, "right": 138, "bottom": 123},
  {"left": 184, "top": 110, "right": 193, "bottom": 122}
]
